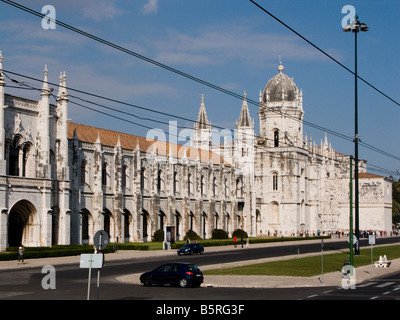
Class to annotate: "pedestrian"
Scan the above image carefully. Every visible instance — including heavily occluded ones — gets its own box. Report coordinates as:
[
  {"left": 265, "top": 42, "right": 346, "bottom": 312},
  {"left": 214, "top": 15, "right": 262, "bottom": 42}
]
[
  {"left": 233, "top": 236, "right": 237, "bottom": 248},
  {"left": 241, "top": 236, "right": 244, "bottom": 248},
  {"left": 17, "top": 246, "right": 24, "bottom": 264}
]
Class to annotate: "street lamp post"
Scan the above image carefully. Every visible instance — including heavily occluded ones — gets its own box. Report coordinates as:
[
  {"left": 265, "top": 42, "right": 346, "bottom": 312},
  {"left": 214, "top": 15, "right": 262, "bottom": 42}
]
[{"left": 343, "top": 15, "right": 368, "bottom": 255}]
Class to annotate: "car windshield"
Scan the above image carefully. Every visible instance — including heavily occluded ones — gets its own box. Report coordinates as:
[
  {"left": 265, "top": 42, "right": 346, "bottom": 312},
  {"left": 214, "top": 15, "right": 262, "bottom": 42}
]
[
  {"left": 182, "top": 243, "right": 194, "bottom": 248},
  {"left": 186, "top": 264, "right": 200, "bottom": 272}
]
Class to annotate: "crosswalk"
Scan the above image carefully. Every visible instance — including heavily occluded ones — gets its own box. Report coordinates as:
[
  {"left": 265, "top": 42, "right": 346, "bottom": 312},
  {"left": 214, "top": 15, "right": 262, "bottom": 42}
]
[{"left": 304, "top": 279, "right": 400, "bottom": 300}]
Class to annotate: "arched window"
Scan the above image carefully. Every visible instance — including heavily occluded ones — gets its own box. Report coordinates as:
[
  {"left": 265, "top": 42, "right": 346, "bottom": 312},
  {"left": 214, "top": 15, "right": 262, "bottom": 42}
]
[
  {"left": 274, "top": 130, "right": 279, "bottom": 147},
  {"left": 272, "top": 172, "right": 278, "bottom": 191}
]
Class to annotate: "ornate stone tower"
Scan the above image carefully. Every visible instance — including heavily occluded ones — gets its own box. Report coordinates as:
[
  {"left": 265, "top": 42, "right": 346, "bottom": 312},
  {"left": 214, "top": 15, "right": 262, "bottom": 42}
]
[
  {"left": 258, "top": 62, "right": 304, "bottom": 148},
  {"left": 192, "top": 94, "right": 212, "bottom": 153}
]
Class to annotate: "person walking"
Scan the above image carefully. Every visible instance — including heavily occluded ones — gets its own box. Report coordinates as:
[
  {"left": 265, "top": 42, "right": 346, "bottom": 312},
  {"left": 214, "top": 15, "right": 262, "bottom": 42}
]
[
  {"left": 17, "top": 246, "right": 24, "bottom": 264},
  {"left": 233, "top": 236, "right": 237, "bottom": 248}
]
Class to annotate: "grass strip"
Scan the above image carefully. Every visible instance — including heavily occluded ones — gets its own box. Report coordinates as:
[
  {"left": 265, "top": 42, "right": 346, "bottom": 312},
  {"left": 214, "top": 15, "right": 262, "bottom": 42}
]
[{"left": 203, "top": 245, "right": 400, "bottom": 277}]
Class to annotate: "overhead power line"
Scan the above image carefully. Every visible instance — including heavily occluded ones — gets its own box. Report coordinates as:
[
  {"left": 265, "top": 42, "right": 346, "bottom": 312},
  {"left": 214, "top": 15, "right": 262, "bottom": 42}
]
[
  {"left": 248, "top": 0, "right": 400, "bottom": 108},
  {"left": 1, "top": 0, "right": 399, "bottom": 163},
  {"left": 4, "top": 69, "right": 400, "bottom": 166}
]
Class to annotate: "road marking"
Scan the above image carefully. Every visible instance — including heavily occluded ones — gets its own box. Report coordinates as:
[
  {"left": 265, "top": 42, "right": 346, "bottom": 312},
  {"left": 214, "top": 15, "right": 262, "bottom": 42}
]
[
  {"left": 370, "top": 296, "right": 379, "bottom": 300},
  {"left": 307, "top": 294, "right": 318, "bottom": 299},
  {"left": 382, "top": 291, "right": 391, "bottom": 295},
  {"left": 376, "top": 282, "right": 395, "bottom": 288},
  {"left": 357, "top": 282, "right": 377, "bottom": 288}
]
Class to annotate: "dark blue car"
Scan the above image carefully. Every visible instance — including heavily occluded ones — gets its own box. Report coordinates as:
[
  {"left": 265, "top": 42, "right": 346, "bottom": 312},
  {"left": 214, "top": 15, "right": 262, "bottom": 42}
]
[
  {"left": 177, "top": 243, "right": 204, "bottom": 255},
  {"left": 140, "top": 262, "right": 204, "bottom": 288}
]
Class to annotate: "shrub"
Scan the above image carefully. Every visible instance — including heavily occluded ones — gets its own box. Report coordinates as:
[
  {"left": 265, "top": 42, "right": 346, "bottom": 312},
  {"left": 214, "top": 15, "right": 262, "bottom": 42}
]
[
  {"left": 153, "top": 229, "right": 164, "bottom": 242},
  {"left": 183, "top": 230, "right": 202, "bottom": 241},
  {"left": 212, "top": 228, "right": 229, "bottom": 239},
  {"left": 232, "top": 229, "right": 248, "bottom": 239}
]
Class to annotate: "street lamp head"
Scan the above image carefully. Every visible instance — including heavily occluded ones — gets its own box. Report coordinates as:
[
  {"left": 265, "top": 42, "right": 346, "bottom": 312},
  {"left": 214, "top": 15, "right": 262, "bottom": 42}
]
[
  {"left": 360, "top": 23, "right": 369, "bottom": 32},
  {"left": 343, "top": 15, "right": 369, "bottom": 33}
]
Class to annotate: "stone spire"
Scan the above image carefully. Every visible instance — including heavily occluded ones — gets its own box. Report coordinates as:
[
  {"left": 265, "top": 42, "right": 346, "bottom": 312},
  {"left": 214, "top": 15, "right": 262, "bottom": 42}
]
[
  {"left": 195, "top": 94, "right": 209, "bottom": 129},
  {"left": 238, "top": 92, "right": 252, "bottom": 127},
  {"left": 41, "top": 65, "right": 50, "bottom": 96}
]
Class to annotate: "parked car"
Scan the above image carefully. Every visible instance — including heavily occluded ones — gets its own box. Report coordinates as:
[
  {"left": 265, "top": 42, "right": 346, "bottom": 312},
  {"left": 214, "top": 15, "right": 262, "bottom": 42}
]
[
  {"left": 177, "top": 243, "right": 204, "bottom": 255},
  {"left": 140, "top": 262, "right": 204, "bottom": 288}
]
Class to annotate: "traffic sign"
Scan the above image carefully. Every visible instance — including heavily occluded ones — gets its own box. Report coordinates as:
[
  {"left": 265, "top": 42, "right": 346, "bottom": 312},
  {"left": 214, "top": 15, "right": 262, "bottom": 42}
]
[
  {"left": 94, "top": 230, "right": 109, "bottom": 251},
  {"left": 369, "top": 234, "right": 375, "bottom": 245},
  {"left": 347, "top": 234, "right": 358, "bottom": 244},
  {"left": 80, "top": 253, "right": 103, "bottom": 269}
]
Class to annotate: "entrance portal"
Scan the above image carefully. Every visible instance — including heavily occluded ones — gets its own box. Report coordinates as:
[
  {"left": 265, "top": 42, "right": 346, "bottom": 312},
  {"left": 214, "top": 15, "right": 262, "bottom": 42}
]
[{"left": 8, "top": 200, "right": 36, "bottom": 247}]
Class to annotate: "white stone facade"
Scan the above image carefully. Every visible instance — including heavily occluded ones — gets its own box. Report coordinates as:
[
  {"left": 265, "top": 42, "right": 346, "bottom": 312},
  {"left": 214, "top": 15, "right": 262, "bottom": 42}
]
[{"left": 0, "top": 53, "right": 392, "bottom": 250}]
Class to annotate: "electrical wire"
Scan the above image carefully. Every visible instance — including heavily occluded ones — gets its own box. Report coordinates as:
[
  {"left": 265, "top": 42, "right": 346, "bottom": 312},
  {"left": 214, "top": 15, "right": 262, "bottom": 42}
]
[{"left": 4, "top": 72, "right": 399, "bottom": 176}]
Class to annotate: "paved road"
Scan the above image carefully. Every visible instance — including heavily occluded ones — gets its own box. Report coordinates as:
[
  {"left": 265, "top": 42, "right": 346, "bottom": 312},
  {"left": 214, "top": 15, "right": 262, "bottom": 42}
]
[{"left": 0, "top": 236, "right": 398, "bottom": 302}]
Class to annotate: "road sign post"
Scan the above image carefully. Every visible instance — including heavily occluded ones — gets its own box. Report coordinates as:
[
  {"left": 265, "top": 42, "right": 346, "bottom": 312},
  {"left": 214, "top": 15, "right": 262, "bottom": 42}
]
[
  {"left": 80, "top": 253, "right": 103, "bottom": 300},
  {"left": 369, "top": 234, "right": 375, "bottom": 274}
]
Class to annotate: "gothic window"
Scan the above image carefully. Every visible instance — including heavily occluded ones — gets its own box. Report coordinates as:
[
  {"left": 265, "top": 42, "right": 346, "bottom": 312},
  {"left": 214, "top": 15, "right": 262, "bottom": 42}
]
[
  {"left": 188, "top": 173, "right": 192, "bottom": 196},
  {"left": 213, "top": 177, "right": 217, "bottom": 197},
  {"left": 140, "top": 167, "right": 146, "bottom": 190},
  {"left": 201, "top": 175, "right": 205, "bottom": 196},
  {"left": 122, "top": 165, "right": 127, "bottom": 188},
  {"left": 274, "top": 130, "right": 279, "bottom": 147},
  {"left": 22, "top": 143, "right": 32, "bottom": 178},
  {"left": 272, "top": 172, "right": 278, "bottom": 191},
  {"left": 157, "top": 169, "right": 163, "bottom": 193},
  {"left": 173, "top": 171, "right": 178, "bottom": 195},
  {"left": 189, "top": 212, "right": 194, "bottom": 230},
  {"left": 225, "top": 178, "right": 229, "bottom": 198},
  {"left": 8, "top": 138, "right": 20, "bottom": 176},
  {"left": 102, "top": 163, "right": 107, "bottom": 186},
  {"left": 236, "top": 177, "right": 243, "bottom": 198},
  {"left": 80, "top": 160, "right": 86, "bottom": 184}
]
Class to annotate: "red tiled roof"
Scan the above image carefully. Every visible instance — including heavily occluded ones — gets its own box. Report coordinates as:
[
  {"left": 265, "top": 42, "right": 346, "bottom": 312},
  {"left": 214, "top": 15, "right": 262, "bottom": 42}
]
[{"left": 68, "top": 122, "right": 229, "bottom": 166}]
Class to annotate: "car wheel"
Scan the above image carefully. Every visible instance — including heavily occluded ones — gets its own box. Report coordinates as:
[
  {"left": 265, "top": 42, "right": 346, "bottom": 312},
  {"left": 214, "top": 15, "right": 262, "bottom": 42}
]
[
  {"left": 179, "top": 278, "right": 188, "bottom": 288},
  {"left": 143, "top": 277, "right": 152, "bottom": 287}
]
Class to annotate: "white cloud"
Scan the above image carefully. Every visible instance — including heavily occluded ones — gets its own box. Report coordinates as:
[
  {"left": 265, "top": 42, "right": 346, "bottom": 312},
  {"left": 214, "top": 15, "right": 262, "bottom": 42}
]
[
  {"left": 149, "top": 25, "right": 330, "bottom": 68},
  {"left": 142, "top": 0, "right": 158, "bottom": 15},
  {"left": 81, "top": 0, "right": 122, "bottom": 21}
]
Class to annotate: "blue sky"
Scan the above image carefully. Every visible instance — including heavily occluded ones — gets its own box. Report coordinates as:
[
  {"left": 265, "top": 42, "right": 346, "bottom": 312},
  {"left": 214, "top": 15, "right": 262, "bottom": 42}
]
[{"left": 0, "top": 0, "right": 399, "bottom": 177}]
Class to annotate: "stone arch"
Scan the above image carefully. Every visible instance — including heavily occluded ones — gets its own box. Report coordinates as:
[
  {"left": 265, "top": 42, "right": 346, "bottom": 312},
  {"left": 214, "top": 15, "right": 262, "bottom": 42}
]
[
  {"left": 270, "top": 201, "right": 279, "bottom": 224},
  {"left": 122, "top": 209, "right": 132, "bottom": 243},
  {"left": 80, "top": 208, "right": 93, "bottom": 245},
  {"left": 8, "top": 200, "right": 37, "bottom": 247},
  {"left": 103, "top": 208, "right": 113, "bottom": 238},
  {"left": 142, "top": 209, "right": 150, "bottom": 242},
  {"left": 256, "top": 209, "right": 262, "bottom": 236}
]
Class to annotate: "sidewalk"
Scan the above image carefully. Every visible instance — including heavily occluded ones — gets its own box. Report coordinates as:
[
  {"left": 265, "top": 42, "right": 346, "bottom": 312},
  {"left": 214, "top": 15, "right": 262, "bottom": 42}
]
[{"left": 1, "top": 238, "right": 399, "bottom": 289}]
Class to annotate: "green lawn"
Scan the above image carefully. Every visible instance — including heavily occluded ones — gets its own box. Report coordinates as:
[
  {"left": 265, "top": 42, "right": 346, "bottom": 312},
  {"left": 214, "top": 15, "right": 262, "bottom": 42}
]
[{"left": 203, "top": 245, "right": 400, "bottom": 277}]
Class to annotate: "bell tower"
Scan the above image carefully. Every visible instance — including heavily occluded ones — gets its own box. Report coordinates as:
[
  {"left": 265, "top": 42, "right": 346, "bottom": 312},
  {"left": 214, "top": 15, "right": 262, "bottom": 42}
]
[{"left": 258, "top": 63, "right": 304, "bottom": 148}]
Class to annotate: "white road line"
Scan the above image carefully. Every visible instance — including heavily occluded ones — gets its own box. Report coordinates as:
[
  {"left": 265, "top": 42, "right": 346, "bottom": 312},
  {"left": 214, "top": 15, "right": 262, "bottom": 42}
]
[
  {"left": 357, "top": 282, "right": 377, "bottom": 288},
  {"left": 376, "top": 282, "right": 395, "bottom": 288}
]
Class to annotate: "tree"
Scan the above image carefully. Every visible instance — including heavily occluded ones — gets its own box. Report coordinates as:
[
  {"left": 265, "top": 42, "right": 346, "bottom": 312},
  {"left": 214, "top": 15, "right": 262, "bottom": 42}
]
[{"left": 392, "top": 178, "right": 400, "bottom": 225}]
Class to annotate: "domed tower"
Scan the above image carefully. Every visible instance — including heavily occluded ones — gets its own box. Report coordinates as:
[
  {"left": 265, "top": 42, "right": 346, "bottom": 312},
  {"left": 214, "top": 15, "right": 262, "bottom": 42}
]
[{"left": 258, "top": 63, "right": 304, "bottom": 148}]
